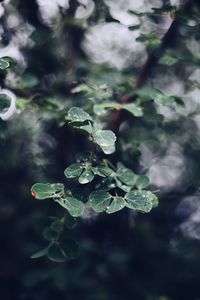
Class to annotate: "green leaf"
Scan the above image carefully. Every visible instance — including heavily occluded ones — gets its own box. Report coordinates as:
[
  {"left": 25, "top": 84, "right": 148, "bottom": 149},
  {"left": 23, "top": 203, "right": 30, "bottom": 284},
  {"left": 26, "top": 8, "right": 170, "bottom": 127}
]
[
  {"left": 93, "top": 130, "right": 116, "bottom": 155},
  {"left": 43, "top": 227, "right": 58, "bottom": 241},
  {"left": 56, "top": 196, "right": 84, "bottom": 217},
  {"left": 125, "top": 190, "right": 156, "bottom": 213},
  {"left": 93, "top": 165, "right": 114, "bottom": 177},
  {"left": 31, "top": 183, "right": 64, "bottom": 200},
  {"left": 76, "top": 151, "right": 94, "bottom": 162},
  {"left": 90, "top": 190, "right": 111, "bottom": 213},
  {"left": 64, "top": 163, "right": 83, "bottom": 178},
  {"left": 149, "top": 193, "right": 159, "bottom": 208},
  {"left": 122, "top": 103, "right": 143, "bottom": 117},
  {"left": 47, "top": 243, "right": 66, "bottom": 262},
  {"left": 78, "top": 122, "right": 93, "bottom": 134},
  {"left": 61, "top": 239, "right": 80, "bottom": 260},
  {"left": 116, "top": 162, "right": 136, "bottom": 186},
  {"left": 152, "top": 89, "right": 176, "bottom": 105},
  {"left": 66, "top": 107, "right": 92, "bottom": 123},
  {"left": 0, "top": 58, "right": 10, "bottom": 70},
  {"left": 93, "top": 102, "right": 143, "bottom": 117},
  {"left": 93, "top": 102, "right": 119, "bottom": 115},
  {"left": 115, "top": 177, "right": 132, "bottom": 192},
  {"left": 136, "top": 175, "right": 150, "bottom": 189},
  {"left": 50, "top": 220, "right": 64, "bottom": 233},
  {"left": 64, "top": 215, "right": 78, "bottom": 229},
  {"left": 78, "top": 168, "right": 94, "bottom": 184},
  {"left": 0, "top": 93, "right": 11, "bottom": 112},
  {"left": 159, "top": 53, "right": 178, "bottom": 66},
  {"left": 106, "top": 196, "right": 126, "bottom": 214},
  {"left": 31, "top": 247, "right": 48, "bottom": 259},
  {"left": 135, "top": 87, "right": 176, "bottom": 105}
]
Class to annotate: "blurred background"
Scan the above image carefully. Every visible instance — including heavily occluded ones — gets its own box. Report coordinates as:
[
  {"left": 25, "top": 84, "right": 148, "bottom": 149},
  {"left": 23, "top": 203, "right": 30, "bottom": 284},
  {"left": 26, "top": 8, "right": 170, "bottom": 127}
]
[{"left": 0, "top": 0, "right": 200, "bottom": 299}]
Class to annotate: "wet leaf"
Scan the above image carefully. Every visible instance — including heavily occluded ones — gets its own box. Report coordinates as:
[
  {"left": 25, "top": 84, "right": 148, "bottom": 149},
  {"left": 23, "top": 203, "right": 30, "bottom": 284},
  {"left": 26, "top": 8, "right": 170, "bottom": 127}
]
[
  {"left": 93, "top": 130, "right": 116, "bottom": 154},
  {"left": 66, "top": 107, "right": 92, "bottom": 123},
  {"left": 90, "top": 190, "right": 111, "bottom": 213},
  {"left": 31, "top": 183, "right": 64, "bottom": 200},
  {"left": 116, "top": 163, "right": 136, "bottom": 186},
  {"left": 56, "top": 196, "right": 84, "bottom": 217},
  {"left": 106, "top": 196, "right": 126, "bottom": 214},
  {"left": 78, "top": 168, "right": 94, "bottom": 184},
  {"left": 64, "top": 163, "right": 83, "bottom": 178},
  {"left": 125, "top": 190, "right": 156, "bottom": 213}
]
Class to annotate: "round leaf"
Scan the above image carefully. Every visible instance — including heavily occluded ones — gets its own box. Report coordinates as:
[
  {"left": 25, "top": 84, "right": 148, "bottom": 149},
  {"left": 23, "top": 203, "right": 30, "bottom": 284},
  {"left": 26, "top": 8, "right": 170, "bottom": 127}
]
[
  {"left": 116, "top": 162, "right": 136, "bottom": 186},
  {"left": 136, "top": 175, "right": 150, "bottom": 189},
  {"left": 90, "top": 190, "right": 111, "bottom": 213},
  {"left": 78, "top": 168, "right": 94, "bottom": 184},
  {"left": 106, "top": 196, "right": 126, "bottom": 214},
  {"left": 93, "top": 130, "right": 116, "bottom": 155},
  {"left": 61, "top": 239, "right": 80, "bottom": 260},
  {"left": 66, "top": 107, "right": 92, "bottom": 123},
  {"left": 125, "top": 190, "right": 154, "bottom": 213},
  {"left": 64, "top": 163, "right": 83, "bottom": 178},
  {"left": 0, "top": 58, "right": 10, "bottom": 70},
  {"left": 56, "top": 196, "right": 84, "bottom": 217},
  {"left": 47, "top": 243, "right": 66, "bottom": 262}
]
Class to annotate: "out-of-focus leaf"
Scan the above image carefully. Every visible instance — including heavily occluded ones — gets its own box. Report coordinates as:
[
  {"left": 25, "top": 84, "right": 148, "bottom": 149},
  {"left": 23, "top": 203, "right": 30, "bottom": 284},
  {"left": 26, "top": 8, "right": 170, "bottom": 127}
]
[
  {"left": 136, "top": 175, "right": 150, "bottom": 189},
  {"left": 61, "top": 239, "right": 80, "bottom": 260},
  {"left": 66, "top": 107, "right": 92, "bottom": 123},
  {"left": 47, "top": 243, "right": 66, "bottom": 262}
]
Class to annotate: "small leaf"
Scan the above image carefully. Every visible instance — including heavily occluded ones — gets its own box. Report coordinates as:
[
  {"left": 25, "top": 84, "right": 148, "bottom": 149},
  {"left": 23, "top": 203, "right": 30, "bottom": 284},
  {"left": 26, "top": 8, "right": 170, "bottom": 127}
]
[
  {"left": 122, "top": 103, "right": 143, "bottom": 117},
  {"left": 149, "top": 192, "right": 159, "bottom": 208},
  {"left": 31, "top": 183, "right": 64, "bottom": 200},
  {"left": 93, "top": 130, "right": 116, "bottom": 155},
  {"left": 43, "top": 227, "right": 58, "bottom": 241},
  {"left": 64, "top": 163, "right": 83, "bottom": 178},
  {"left": 116, "top": 162, "right": 136, "bottom": 186},
  {"left": 136, "top": 175, "right": 150, "bottom": 189},
  {"left": 48, "top": 243, "right": 66, "bottom": 262},
  {"left": 31, "top": 247, "right": 48, "bottom": 259},
  {"left": 106, "top": 196, "right": 126, "bottom": 214},
  {"left": 125, "top": 190, "right": 155, "bottom": 213},
  {"left": 0, "top": 58, "right": 10, "bottom": 70},
  {"left": 78, "top": 168, "right": 94, "bottom": 184},
  {"left": 90, "top": 190, "right": 111, "bottom": 213},
  {"left": 93, "top": 102, "right": 119, "bottom": 115},
  {"left": 56, "top": 196, "right": 84, "bottom": 217},
  {"left": 76, "top": 151, "right": 93, "bottom": 162},
  {"left": 78, "top": 122, "right": 93, "bottom": 134},
  {"left": 93, "top": 165, "right": 114, "bottom": 177},
  {"left": 159, "top": 53, "right": 178, "bottom": 66},
  {"left": 66, "top": 107, "right": 92, "bottom": 123},
  {"left": 64, "top": 215, "right": 78, "bottom": 229},
  {"left": 61, "top": 239, "right": 80, "bottom": 260},
  {"left": 115, "top": 177, "right": 132, "bottom": 192},
  {"left": 51, "top": 220, "right": 64, "bottom": 233}
]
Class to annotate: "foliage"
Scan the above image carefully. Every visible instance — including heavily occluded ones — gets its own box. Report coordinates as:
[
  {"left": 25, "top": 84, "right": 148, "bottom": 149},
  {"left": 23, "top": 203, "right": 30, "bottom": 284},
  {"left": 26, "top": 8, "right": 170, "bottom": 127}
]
[{"left": 1, "top": 1, "right": 200, "bottom": 298}]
